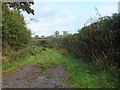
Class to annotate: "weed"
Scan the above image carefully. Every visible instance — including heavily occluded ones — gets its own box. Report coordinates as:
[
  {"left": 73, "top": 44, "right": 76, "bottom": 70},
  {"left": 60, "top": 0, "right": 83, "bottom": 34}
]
[{"left": 2, "top": 48, "right": 118, "bottom": 88}]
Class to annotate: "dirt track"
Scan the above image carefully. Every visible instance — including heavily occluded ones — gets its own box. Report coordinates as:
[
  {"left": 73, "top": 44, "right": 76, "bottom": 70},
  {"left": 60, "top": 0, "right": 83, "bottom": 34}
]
[{"left": 2, "top": 64, "right": 68, "bottom": 88}]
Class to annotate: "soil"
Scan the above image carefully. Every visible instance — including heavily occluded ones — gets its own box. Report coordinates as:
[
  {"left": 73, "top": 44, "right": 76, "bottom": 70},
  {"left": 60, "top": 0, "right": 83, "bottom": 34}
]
[{"left": 2, "top": 64, "right": 68, "bottom": 88}]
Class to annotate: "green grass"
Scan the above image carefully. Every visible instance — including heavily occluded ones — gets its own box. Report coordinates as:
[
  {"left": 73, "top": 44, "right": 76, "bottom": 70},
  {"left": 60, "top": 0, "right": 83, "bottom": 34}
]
[
  {"left": 2, "top": 48, "right": 59, "bottom": 73},
  {"left": 50, "top": 49, "right": 118, "bottom": 88},
  {"left": 2, "top": 48, "right": 118, "bottom": 88}
]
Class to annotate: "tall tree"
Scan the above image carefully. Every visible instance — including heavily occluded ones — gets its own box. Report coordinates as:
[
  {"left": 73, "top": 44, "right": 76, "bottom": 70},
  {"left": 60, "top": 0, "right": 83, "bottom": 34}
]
[
  {"left": 63, "top": 31, "right": 68, "bottom": 35},
  {"left": 55, "top": 31, "right": 59, "bottom": 38},
  {"left": 34, "top": 35, "right": 39, "bottom": 38}
]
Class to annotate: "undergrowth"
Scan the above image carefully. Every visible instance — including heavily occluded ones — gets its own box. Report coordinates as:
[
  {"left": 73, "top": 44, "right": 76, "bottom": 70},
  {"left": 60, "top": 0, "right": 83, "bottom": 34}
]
[{"left": 2, "top": 48, "right": 119, "bottom": 88}]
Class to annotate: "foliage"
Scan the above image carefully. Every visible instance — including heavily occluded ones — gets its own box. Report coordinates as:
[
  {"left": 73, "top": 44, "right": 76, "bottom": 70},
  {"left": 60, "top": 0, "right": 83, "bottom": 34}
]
[
  {"left": 41, "top": 35, "right": 45, "bottom": 38},
  {"left": 2, "top": 4, "right": 32, "bottom": 61},
  {"left": 2, "top": 1, "right": 34, "bottom": 15},
  {"left": 34, "top": 35, "right": 40, "bottom": 38},
  {"left": 46, "top": 13, "right": 120, "bottom": 69},
  {"left": 63, "top": 31, "right": 68, "bottom": 36},
  {"left": 2, "top": 3, "right": 119, "bottom": 88},
  {"left": 55, "top": 30, "right": 59, "bottom": 37},
  {"left": 2, "top": 48, "right": 118, "bottom": 88},
  {"left": 77, "top": 13, "right": 120, "bottom": 67}
]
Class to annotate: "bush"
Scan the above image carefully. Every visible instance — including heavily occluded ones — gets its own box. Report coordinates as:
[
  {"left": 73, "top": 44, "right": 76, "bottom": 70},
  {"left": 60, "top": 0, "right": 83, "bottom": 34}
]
[{"left": 2, "top": 4, "right": 32, "bottom": 62}]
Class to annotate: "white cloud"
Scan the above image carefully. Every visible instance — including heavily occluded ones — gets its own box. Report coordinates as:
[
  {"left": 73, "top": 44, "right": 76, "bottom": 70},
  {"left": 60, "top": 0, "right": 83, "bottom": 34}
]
[
  {"left": 24, "top": 2, "right": 118, "bottom": 36},
  {"left": 26, "top": 4, "right": 80, "bottom": 36},
  {"left": 27, "top": 11, "right": 77, "bottom": 36},
  {"left": 34, "top": 0, "right": 119, "bottom": 2},
  {"left": 99, "top": 5, "right": 118, "bottom": 14}
]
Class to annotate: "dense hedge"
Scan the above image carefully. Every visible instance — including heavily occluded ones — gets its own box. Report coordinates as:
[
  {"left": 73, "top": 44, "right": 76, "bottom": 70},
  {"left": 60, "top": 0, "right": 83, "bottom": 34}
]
[
  {"left": 48, "top": 13, "right": 120, "bottom": 68},
  {"left": 2, "top": 4, "right": 32, "bottom": 61}
]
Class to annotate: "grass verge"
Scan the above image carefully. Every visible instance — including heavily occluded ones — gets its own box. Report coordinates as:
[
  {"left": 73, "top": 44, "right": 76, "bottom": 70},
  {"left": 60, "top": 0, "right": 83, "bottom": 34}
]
[{"left": 2, "top": 48, "right": 118, "bottom": 88}]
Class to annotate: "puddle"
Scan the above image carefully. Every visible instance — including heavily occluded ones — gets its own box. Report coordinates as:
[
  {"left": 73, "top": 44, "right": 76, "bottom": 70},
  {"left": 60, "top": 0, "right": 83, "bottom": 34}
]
[{"left": 38, "top": 76, "right": 46, "bottom": 79}]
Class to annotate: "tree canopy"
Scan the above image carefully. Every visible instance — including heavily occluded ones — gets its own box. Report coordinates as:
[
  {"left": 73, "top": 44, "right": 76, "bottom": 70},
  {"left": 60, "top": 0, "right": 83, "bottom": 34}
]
[{"left": 2, "top": 1, "right": 34, "bottom": 15}]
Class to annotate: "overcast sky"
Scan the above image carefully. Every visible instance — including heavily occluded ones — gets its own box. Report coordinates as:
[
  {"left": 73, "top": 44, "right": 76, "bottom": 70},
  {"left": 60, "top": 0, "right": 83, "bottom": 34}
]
[{"left": 22, "top": 0, "right": 118, "bottom": 37}]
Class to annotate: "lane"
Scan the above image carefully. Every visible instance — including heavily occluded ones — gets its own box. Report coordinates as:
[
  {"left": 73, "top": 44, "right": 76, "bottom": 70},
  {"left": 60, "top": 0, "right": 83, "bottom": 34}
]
[{"left": 2, "top": 64, "right": 68, "bottom": 88}]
